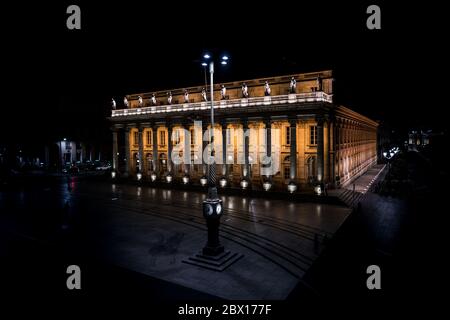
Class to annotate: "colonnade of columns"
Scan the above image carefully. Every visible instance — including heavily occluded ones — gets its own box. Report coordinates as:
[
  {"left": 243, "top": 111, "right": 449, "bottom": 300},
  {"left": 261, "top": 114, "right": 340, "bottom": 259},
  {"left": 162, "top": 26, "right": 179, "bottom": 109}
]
[
  {"left": 111, "top": 115, "right": 376, "bottom": 190},
  {"left": 334, "top": 117, "right": 378, "bottom": 187}
]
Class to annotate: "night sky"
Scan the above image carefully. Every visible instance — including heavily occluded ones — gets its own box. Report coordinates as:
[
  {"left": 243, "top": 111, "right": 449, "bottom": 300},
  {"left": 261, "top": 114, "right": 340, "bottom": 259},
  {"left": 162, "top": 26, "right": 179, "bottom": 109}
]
[{"left": 2, "top": 1, "right": 445, "bottom": 145}]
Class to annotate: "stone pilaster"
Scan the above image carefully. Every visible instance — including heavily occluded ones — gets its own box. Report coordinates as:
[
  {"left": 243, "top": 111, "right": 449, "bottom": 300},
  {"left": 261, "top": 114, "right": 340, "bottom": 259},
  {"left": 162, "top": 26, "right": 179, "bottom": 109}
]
[{"left": 289, "top": 118, "right": 297, "bottom": 182}]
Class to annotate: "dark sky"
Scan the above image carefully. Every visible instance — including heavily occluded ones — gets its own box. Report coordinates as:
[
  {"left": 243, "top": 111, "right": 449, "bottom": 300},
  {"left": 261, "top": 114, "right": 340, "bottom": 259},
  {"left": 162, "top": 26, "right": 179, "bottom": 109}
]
[{"left": 2, "top": 1, "right": 446, "bottom": 144}]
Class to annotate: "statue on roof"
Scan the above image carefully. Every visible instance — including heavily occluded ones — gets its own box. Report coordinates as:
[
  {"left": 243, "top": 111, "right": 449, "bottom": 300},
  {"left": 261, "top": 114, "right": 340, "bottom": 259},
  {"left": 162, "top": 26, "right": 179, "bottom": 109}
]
[
  {"left": 167, "top": 91, "right": 172, "bottom": 104},
  {"left": 123, "top": 97, "right": 129, "bottom": 108},
  {"left": 221, "top": 84, "right": 226, "bottom": 100},
  {"left": 289, "top": 77, "right": 297, "bottom": 93},
  {"left": 242, "top": 82, "right": 249, "bottom": 98},
  {"left": 317, "top": 76, "right": 323, "bottom": 91},
  {"left": 201, "top": 88, "right": 207, "bottom": 102},
  {"left": 111, "top": 98, "right": 116, "bottom": 109},
  {"left": 264, "top": 81, "right": 271, "bottom": 96}
]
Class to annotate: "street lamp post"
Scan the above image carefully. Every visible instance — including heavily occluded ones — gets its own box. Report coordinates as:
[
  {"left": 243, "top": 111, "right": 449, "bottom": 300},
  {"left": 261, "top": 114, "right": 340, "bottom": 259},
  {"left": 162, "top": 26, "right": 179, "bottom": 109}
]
[
  {"left": 201, "top": 54, "right": 228, "bottom": 256},
  {"left": 383, "top": 148, "right": 397, "bottom": 181}
]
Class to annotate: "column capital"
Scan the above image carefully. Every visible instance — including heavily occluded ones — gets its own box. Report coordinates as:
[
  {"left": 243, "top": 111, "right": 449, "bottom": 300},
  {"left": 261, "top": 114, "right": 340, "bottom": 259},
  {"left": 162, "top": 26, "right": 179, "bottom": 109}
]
[
  {"left": 288, "top": 117, "right": 298, "bottom": 126},
  {"left": 220, "top": 119, "right": 229, "bottom": 128},
  {"left": 315, "top": 116, "right": 325, "bottom": 125},
  {"left": 181, "top": 121, "right": 191, "bottom": 129}
]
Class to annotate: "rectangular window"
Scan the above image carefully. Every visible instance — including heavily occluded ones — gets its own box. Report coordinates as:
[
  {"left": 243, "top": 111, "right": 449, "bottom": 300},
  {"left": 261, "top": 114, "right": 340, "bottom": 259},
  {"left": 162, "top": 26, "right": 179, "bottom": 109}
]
[
  {"left": 160, "top": 131, "right": 166, "bottom": 146},
  {"left": 134, "top": 132, "right": 139, "bottom": 145},
  {"left": 286, "top": 127, "right": 291, "bottom": 145},
  {"left": 310, "top": 126, "right": 317, "bottom": 145},
  {"left": 175, "top": 130, "right": 181, "bottom": 144},
  {"left": 226, "top": 128, "right": 231, "bottom": 145},
  {"left": 284, "top": 166, "right": 290, "bottom": 179},
  {"left": 190, "top": 129, "right": 195, "bottom": 145},
  {"left": 146, "top": 131, "right": 152, "bottom": 145}
]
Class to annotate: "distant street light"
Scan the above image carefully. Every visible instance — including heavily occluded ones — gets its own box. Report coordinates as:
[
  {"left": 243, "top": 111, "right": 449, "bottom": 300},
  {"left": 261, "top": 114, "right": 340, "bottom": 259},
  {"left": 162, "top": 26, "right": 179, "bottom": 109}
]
[{"left": 383, "top": 147, "right": 397, "bottom": 181}]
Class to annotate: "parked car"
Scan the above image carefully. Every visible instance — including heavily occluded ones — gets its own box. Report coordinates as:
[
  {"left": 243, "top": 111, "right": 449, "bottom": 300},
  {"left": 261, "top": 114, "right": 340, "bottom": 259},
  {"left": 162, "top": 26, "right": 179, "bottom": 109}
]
[{"left": 95, "top": 164, "right": 112, "bottom": 171}]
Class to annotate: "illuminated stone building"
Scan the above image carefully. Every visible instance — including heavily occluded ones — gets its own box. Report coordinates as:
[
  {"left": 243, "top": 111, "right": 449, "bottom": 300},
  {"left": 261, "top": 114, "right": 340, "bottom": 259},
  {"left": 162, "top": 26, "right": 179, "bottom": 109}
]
[{"left": 109, "top": 70, "right": 378, "bottom": 191}]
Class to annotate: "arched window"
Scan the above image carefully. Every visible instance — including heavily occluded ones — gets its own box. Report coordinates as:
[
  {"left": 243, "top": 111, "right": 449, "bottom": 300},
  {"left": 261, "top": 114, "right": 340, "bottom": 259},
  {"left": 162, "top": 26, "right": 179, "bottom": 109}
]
[
  {"left": 307, "top": 156, "right": 317, "bottom": 183},
  {"left": 159, "top": 153, "right": 167, "bottom": 172},
  {"left": 146, "top": 153, "right": 153, "bottom": 171}
]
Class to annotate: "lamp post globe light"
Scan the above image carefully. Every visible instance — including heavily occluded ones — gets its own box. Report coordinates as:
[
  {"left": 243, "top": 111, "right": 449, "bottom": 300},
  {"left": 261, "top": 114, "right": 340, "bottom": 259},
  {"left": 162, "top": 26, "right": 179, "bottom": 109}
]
[
  {"left": 262, "top": 180, "right": 272, "bottom": 191},
  {"left": 383, "top": 147, "right": 397, "bottom": 181},
  {"left": 200, "top": 52, "right": 229, "bottom": 256}
]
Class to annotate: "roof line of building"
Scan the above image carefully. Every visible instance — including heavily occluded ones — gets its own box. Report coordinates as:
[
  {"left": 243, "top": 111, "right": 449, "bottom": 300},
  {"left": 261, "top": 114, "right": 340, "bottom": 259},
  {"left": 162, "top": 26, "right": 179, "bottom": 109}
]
[{"left": 126, "top": 70, "right": 333, "bottom": 99}]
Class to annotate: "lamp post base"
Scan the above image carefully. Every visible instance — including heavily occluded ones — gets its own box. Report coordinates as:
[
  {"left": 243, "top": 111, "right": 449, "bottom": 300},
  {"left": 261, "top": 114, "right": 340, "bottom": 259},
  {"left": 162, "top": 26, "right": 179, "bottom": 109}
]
[
  {"left": 183, "top": 250, "right": 244, "bottom": 272},
  {"left": 202, "top": 244, "right": 225, "bottom": 256},
  {"left": 202, "top": 198, "right": 224, "bottom": 256}
]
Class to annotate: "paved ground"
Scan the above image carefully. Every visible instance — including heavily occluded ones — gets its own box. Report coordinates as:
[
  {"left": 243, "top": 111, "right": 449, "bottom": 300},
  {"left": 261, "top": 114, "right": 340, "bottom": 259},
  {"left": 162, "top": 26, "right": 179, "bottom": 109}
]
[
  {"left": 290, "top": 152, "right": 446, "bottom": 305},
  {"left": 1, "top": 175, "right": 351, "bottom": 300},
  {"left": 1, "top": 154, "right": 444, "bottom": 314},
  {"left": 328, "top": 164, "right": 386, "bottom": 207},
  {"left": 344, "top": 164, "right": 386, "bottom": 194}
]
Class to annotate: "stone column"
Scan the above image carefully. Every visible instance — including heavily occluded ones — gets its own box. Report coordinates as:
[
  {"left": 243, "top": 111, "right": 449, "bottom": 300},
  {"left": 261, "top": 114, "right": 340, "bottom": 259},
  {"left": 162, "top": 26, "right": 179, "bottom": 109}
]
[
  {"left": 112, "top": 127, "right": 118, "bottom": 172},
  {"left": 167, "top": 124, "right": 173, "bottom": 174},
  {"left": 297, "top": 120, "right": 306, "bottom": 184},
  {"left": 138, "top": 126, "right": 143, "bottom": 174},
  {"left": 243, "top": 121, "right": 250, "bottom": 180},
  {"left": 289, "top": 118, "right": 297, "bottom": 182},
  {"left": 152, "top": 126, "right": 158, "bottom": 174},
  {"left": 263, "top": 119, "right": 272, "bottom": 178},
  {"left": 316, "top": 117, "right": 324, "bottom": 183},
  {"left": 183, "top": 123, "right": 190, "bottom": 175},
  {"left": 221, "top": 122, "right": 227, "bottom": 177},
  {"left": 124, "top": 126, "right": 130, "bottom": 177}
]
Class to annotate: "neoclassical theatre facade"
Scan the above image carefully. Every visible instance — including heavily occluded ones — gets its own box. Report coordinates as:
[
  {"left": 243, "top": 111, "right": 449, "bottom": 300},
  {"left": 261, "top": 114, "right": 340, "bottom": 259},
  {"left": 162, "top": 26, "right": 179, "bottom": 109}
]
[{"left": 109, "top": 70, "right": 378, "bottom": 191}]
